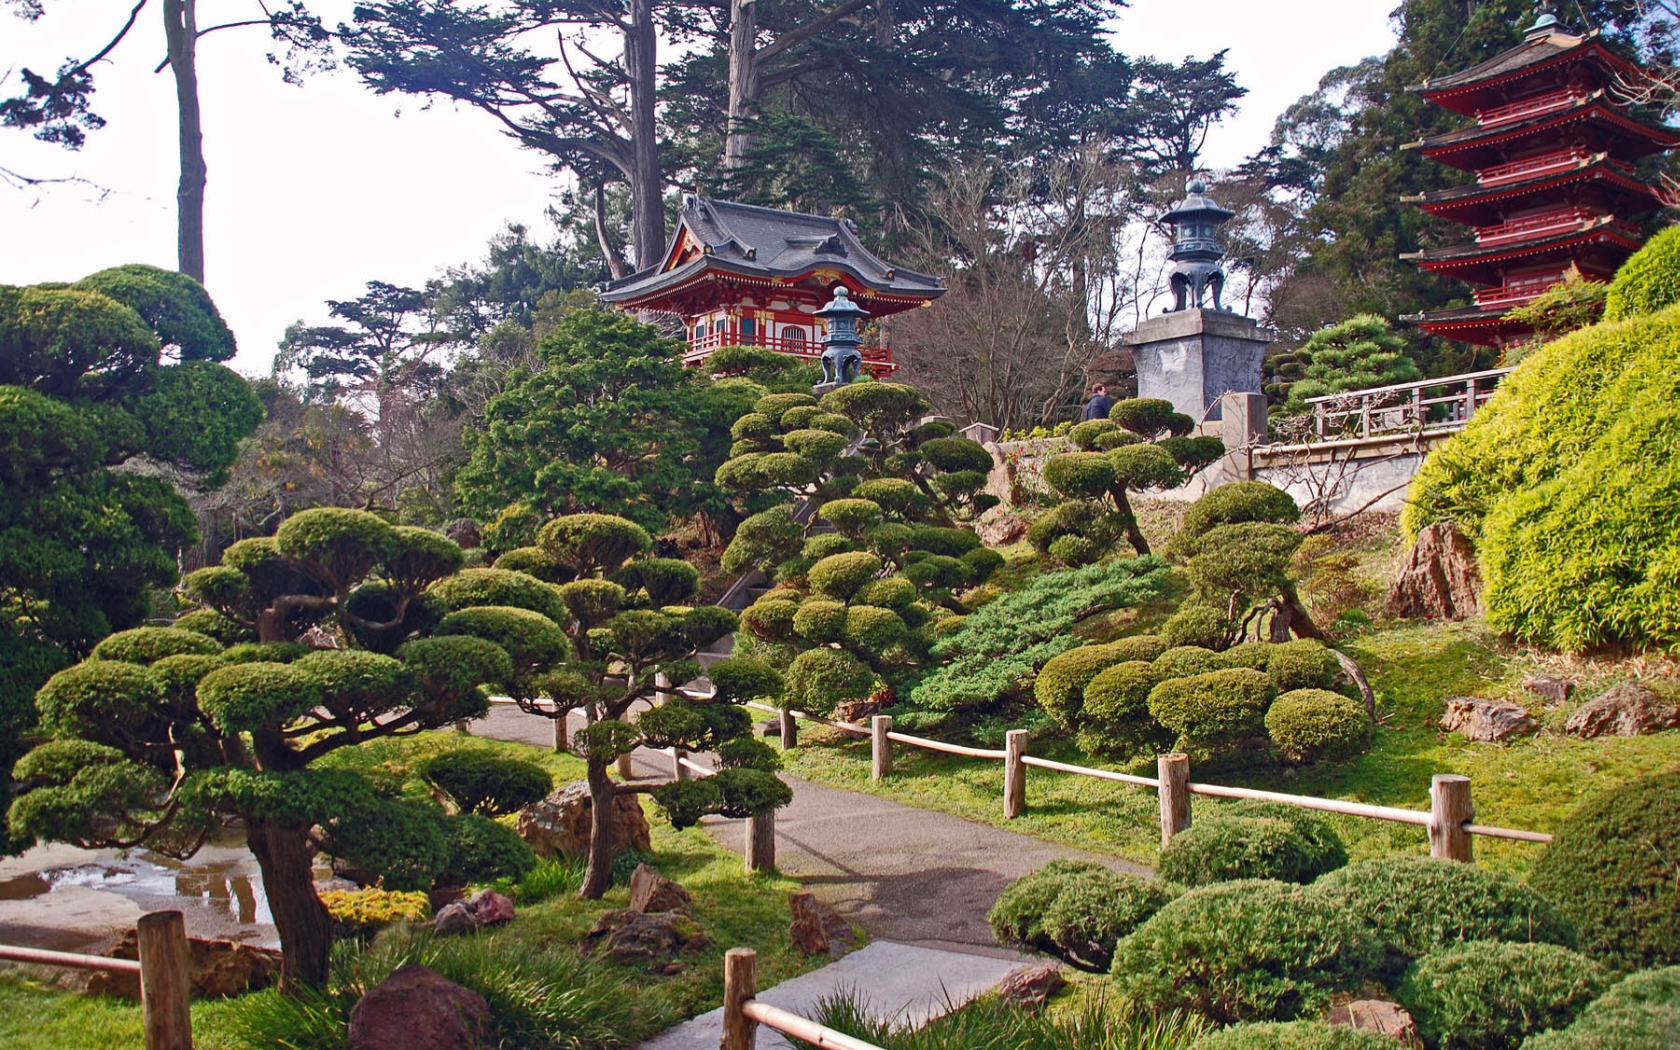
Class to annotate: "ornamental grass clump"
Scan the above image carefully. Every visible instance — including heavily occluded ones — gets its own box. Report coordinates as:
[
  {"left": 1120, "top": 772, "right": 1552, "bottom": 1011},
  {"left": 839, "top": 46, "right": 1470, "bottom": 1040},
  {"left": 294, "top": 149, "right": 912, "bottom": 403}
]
[{"left": 1396, "top": 940, "right": 1607, "bottom": 1050}]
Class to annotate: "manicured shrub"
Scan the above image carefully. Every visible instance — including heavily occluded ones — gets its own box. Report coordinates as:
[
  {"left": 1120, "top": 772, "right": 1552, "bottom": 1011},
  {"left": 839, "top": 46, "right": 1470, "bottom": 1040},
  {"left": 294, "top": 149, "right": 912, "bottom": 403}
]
[
  {"left": 1148, "top": 668, "right": 1274, "bottom": 753},
  {"left": 1079, "top": 660, "right": 1171, "bottom": 758},
  {"left": 1529, "top": 770, "right": 1680, "bottom": 970},
  {"left": 807, "top": 551, "right": 883, "bottom": 601},
  {"left": 1162, "top": 602, "right": 1234, "bottom": 650},
  {"left": 1110, "top": 634, "right": 1171, "bottom": 662},
  {"left": 1266, "top": 640, "right": 1341, "bottom": 693},
  {"left": 319, "top": 887, "right": 431, "bottom": 929},
  {"left": 1044, "top": 451, "right": 1116, "bottom": 498},
  {"left": 417, "top": 750, "right": 553, "bottom": 816},
  {"left": 722, "top": 505, "right": 805, "bottom": 575},
  {"left": 1170, "top": 482, "right": 1301, "bottom": 557},
  {"left": 1048, "top": 533, "right": 1102, "bottom": 567},
  {"left": 919, "top": 436, "right": 993, "bottom": 474},
  {"left": 1069, "top": 418, "right": 1119, "bottom": 450},
  {"left": 491, "top": 546, "right": 571, "bottom": 583},
  {"left": 427, "top": 568, "right": 567, "bottom": 624},
  {"left": 327, "top": 798, "right": 452, "bottom": 891},
  {"left": 220, "top": 641, "right": 310, "bottom": 664},
  {"left": 1110, "top": 397, "right": 1193, "bottom": 439},
  {"left": 1108, "top": 443, "right": 1183, "bottom": 490},
  {"left": 443, "top": 813, "right": 539, "bottom": 885},
  {"left": 90, "top": 626, "right": 221, "bottom": 664},
  {"left": 819, "top": 498, "right": 884, "bottom": 537},
  {"left": 171, "top": 608, "right": 255, "bottom": 645},
  {"left": 842, "top": 605, "right": 909, "bottom": 658},
  {"left": 782, "top": 426, "right": 852, "bottom": 460},
  {"left": 195, "top": 662, "right": 323, "bottom": 732},
  {"left": 1310, "top": 856, "right": 1577, "bottom": 977},
  {"left": 785, "top": 647, "right": 874, "bottom": 714},
  {"left": 802, "top": 534, "right": 857, "bottom": 561},
  {"left": 755, "top": 391, "right": 817, "bottom": 419},
  {"left": 436, "top": 606, "right": 569, "bottom": 668},
  {"left": 1191, "top": 1021, "right": 1397, "bottom": 1050},
  {"left": 1603, "top": 224, "right": 1680, "bottom": 321},
  {"left": 1223, "top": 641, "right": 1274, "bottom": 670},
  {"left": 960, "top": 547, "right": 1004, "bottom": 582},
  {"left": 854, "top": 576, "right": 917, "bottom": 611},
  {"left": 617, "top": 557, "right": 701, "bottom": 606},
  {"left": 1266, "top": 689, "right": 1371, "bottom": 763},
  {"left": 1152, "top": 645, "right": 1227, "bottom": 679},
  {"left": 852, "top": 478, "right": 928, "bottom": 518},
  {"left": 988, "top": 860, "right": 1176, "bottom": 970},
  {"left": 908, "top": 524, "right": 982, "bottom": 557},
  {"left": 1035, "top": 643, "right": 1129, "bottom": 727},
  {"left": 988, "top": 858, "right": 1110, "bottom": 952},
  {"left": 901, "top": 553, "right": 970, "bottom": 590},
  {"left": 1521, "top": 965, "right": 1680, "bottom": 1050},
  {"left": 705, "top": 657, "right": 784, "bottom": 704},
  {"left": 792, "top": 599, "right": 848, "bottom": 643},
  {"left": 1398, "top": 940, "right": 1606, "bottom": 1050},
  {"left": 731, "top": 412, "right": 779, "bottom": 442},
  {"left": 740, "top": 597, "right": 800, "bottom": 642},
  {"left": 1113, "top": 879, "right": 1378, "bottom": 1023},
  {"left": 1158, "top": 802, "right": 1348, "bottom": 887}
]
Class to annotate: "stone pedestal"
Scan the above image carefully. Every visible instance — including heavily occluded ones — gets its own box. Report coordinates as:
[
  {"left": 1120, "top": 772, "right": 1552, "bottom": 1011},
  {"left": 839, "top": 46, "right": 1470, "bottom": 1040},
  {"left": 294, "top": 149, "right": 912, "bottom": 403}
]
[
  {"left": 813, "top": 381, "right": 842, "bottom": 398},
  {"left": 1122, "top": 309, "right": 1273, "bottom": 422}
]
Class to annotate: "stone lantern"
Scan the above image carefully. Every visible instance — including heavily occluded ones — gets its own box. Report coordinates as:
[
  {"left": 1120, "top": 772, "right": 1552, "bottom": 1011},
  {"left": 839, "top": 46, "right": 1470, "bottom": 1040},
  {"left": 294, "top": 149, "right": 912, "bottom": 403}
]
[
  {"left": 815, "top": 285, "right": 868, "bottom": 389},
  {"left": 1161, "top": 176, "right": 1236, "bottom": 313}
]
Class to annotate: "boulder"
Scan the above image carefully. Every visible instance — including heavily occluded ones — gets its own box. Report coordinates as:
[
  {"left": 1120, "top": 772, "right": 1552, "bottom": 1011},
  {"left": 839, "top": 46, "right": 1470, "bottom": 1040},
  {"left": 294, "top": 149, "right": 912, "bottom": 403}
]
[
  {"left": 516, "top": 781, "right": 651, "bottom": 859},
  {"left": 1523, "top": 674, "right": 1576, "bottom": 706},
  {"left": 975, "top": 511, "right": 1029, "bottom": 547},
  {"left": 587, "top": 909, "right": 710, "bottom": 967},
  {"left": 1386, "top": 522, "right": 1481, "bottom": 621},
  {"left": 348, "top": 964, "right": 490, "bottom": 1050},
  {"left": 433, "top": 901, "right": 477, "bottom": 937},
  {"left": 465, "top": 890, "right": 515, "bottom": 926},
  {"left": 789, "top": 892, "right": 829, "bottom": 954},
  {"left": 1441, "top": 697, "right": 1537, "bottom": 742},
  {"left": 831, "top": 698, "right": 883, "bottom": 724},
  {"left": 997, "top": 964, "right": 1066, "bottom": 1007},
  {"left": 1325, "top": 1000, "right": 1422, "bottom": 1047},
  {"left": 90, "top": 931, "right": 282, "bottom": 1001},
  {"left": 1564, "top": 681, "right": 1680, "bottom": 738},
  {"left": 629, "top": 864, "right": 693, "bottom": 916}
]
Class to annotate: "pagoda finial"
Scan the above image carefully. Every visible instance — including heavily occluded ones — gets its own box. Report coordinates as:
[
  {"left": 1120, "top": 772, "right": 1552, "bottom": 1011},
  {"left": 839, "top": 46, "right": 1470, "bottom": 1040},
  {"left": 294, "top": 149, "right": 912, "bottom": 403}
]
[{"left": 1526, "top": 1, "right": 1561, "bottom": 39}]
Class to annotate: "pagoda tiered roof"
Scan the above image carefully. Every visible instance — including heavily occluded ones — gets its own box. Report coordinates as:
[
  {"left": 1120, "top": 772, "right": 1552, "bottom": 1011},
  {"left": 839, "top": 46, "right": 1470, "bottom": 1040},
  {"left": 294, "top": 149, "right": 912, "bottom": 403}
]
[
  {"left": 1405, "top": 93, "right": 1680, "bottom": 170},
  {"left": 1404, "top": 153, "right": 1664, "bottom": 225},
  {"left": 1414, "top": 29, "right": 1646, "bottom": 114}
]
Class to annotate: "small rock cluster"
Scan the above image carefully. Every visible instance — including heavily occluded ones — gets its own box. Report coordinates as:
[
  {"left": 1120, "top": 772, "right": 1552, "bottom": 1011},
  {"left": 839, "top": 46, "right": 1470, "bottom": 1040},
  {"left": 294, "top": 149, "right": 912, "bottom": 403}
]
[
  {"left": 432, "top": 889, "right": 516, "bottom": 937},
  {"left": 1326, "top": 999, "right": 1421, "bottom": 1047},
  {"left": 516, "top": 781, "right": 652, "bottom": 859},
  {"left": 788, "top": 892, "right": 857, "bottom": 956},
  {"left": 92, "top": 932, "right": 282, "bottom": 1000},
  {"left": 1443, "top": 678, "right": 1678, "bottom": 743},
  {"left": 585, "top": 864, "right": 709, "bottom": 973}
]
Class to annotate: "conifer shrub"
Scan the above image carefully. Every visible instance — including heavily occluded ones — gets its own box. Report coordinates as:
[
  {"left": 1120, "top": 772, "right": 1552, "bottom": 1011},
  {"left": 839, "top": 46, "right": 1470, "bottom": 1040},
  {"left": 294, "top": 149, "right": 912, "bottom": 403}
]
[
  {"left": 1157, "top": 802, "right": 1348, "bottom": 887},
  {"left": 1397, "top": 941, "right": 1606, "bottom": 1050},
  {"left": 785, "top": 647, "right": 874, "bottom": 714},
  {"left": 490, "top": 546, "right": 571, "bottom": 583},
  {"left": 1520, "top": 965, "right": 1680, "bottom": 1050},
  {"left": 819, "top": 498, "right": 885, "bottom": 537},
  {"left": 1110, "top": 397, "right": 1194, "bottom": 440},
  {"left": 1112, "top": 879, "right": 1378, "bottom": 1023},
  {"left": 1265, "top": 640, "right": 1341, "bottom": 693},
  {"left": 1190, "top": 1021, "right": 1397, "bottom": 1050},
  {"left": 1035, "top": 643, "right": 1131, "bottom": 727},
  {"left": 90, "top": 626, "right": 221, "bottom": 664},
  {"left": 1603, "top": 224, "right": 1680, "bottom": 321},
  {"left": 1068, "top": 418, "right": 1119, "bottom": 450},
  {"left": 1152, "top": 645, "right": 1228, "bottom": 679},
  {"left": 987, "top": 858, "right": 1107, "bottom": 953},
  {"left": 988, "top": 860, "right": 1178, "bottom": 971},
  {"left": 1170, "top": 482, "right": 1302, "bottom": 558},
  {"left": 1078, "top": 660, "right": 1172, "bottom": 758},
  {"left": 417, "top": 751, "right": 552, "bottom": 817},
  {"left": 1148, "top": 668, "right": 1274, "bottom": 754},
  {"left": 171, "top": 607, "right": 257, "bottom": 645},
  {"left": 1265, "top": 689, "right": 1371, "bottom": 763},
  {"left": 807, "top": 551, "right": 883, "bottom": 601},
  {"left": 1108, "top": 443, "right": 1184, "bottom": 490},
  {"left": 754, "top": 391, "right": 818, "bottom": 420},
  {"left": 792, "top": 599, "right": 849, "bottom": 643},
  {"left": 443, "top": 812, "right": 539, "bottom": 884},
  {"left": 1044, "top": 451, "right": 1117, "bottom": 498},
  {"left": 919, "top": 436, "right": 994, "bottom": 474},
  {"left": 427, "top": 568, "right": 567, "bottom": 624},
  {"left": 1310, "top": 856, "right": 1577, "bottom": 980},
  {"left": 1223, "top": 641, "right": 1274, "bottom": 670},
  {"left": 842, "top": 605, "right": 910, "bottom": 659},
  {"left": 855, "top": 576, "right": 918, "bottom": 611},
  {"left": 1162, "top": 602, "right": 1234, "bottom": 650},
  {"left": 1528, "top": 771, "right": 1680, "bottom": 971},
  {"left": 802, "top": 534, "right": 857, "bottom": 561}
]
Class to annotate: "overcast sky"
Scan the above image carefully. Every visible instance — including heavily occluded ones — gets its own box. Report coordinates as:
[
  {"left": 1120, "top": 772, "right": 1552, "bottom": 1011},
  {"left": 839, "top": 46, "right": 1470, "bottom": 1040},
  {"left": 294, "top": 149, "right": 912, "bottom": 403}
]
[{"left": 1, "top": 0, "right": 1401, "bottom": 375}]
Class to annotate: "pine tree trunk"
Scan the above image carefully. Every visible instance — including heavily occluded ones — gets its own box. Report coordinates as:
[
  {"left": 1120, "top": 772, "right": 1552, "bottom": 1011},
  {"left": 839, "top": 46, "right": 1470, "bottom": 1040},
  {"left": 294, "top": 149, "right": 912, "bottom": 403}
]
[
  {"left": 577, "top": 757, "right": 618, "bottom": 900},
  {"left": 245, "top": 819, "right": 330, "bottom": 992},
  {"left": 163, "top": 0, "right": 207, "bottom": 283},
  {"left": 725, "top": 0, "right": 760, "bottom": 173},
  {"left": 624, "top": 0, "right": 664, "bottom": 270}
]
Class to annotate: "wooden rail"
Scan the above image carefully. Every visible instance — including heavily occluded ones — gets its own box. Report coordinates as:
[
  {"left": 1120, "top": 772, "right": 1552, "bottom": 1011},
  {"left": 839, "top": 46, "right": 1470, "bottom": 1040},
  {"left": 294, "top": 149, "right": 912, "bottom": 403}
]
[
  {"left": 1303, "top": 367, "right": 1514, "bottom": 440},
  {"left": 739, "top": 700, "right": 1551, "bottom": 861},
  {"left": 723, "top": 947, "right": 884, "bottom": 1050},
  {"left": 0, "top": 910, "right": 192, "bottom": 1050}
]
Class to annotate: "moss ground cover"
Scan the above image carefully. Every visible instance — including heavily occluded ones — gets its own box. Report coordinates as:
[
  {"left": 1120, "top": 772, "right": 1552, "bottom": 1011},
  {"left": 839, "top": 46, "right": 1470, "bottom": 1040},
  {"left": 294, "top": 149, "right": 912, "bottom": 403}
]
[{"left": 0, "top": 732, "right": 814, "bottom": 1050}]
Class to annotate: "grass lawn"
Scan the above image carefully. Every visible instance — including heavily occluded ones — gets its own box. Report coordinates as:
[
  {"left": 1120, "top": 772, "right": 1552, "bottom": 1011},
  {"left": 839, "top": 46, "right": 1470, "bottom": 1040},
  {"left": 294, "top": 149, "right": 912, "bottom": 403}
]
[
  {"left": 781, "top": 617, "right": 1680, "bottom": 877},
  {"left": 0, "top": 731, "right": 818, "bottom": 1050}
]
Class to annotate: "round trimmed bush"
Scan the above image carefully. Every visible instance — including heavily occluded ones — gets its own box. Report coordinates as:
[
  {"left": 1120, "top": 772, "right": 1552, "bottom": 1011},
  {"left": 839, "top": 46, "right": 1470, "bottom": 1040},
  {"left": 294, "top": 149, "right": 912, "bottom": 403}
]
[
  {"left": 492, "top": 545, "right": 571, "bottom": 583},
  {"left": 907, "top": 525, "right": 981, "bottom": 558},
  {"left": 196, "top": 662, "right": 322, "bottom": 732},
  {"left": 538, "top": 513, "right": 651, "bottom": 574},
  {"left": 1529, "top": 770, "right": 1680, "bottom": 970},
  {"left": 792, "top": 599, "right": 848, "bottom": 643},
  {"left": 1149, "top": 668, "right": 1274, "bottom": 753},
  {"left": 819, "top": 498, "right": 884, "bottom": 537},
  {"left": 854, "top": 576, "right": 917, "bottom": 611},
  {"left": 1079, "top": 661, "right": 1171, "bottom": 758},
  {"left": 442, "top": 813, "right": 538, "bottom": 885},
  {"left": 436, "top": 606, "right": 569, "bottom": 668},
  {"left": 618, "top": 557, "right": 701, "bottom": 606},
  {"left": 730, "top": 412, "right": 779, "bottom": 442},
  {"left": 1223, "top": 641, "right": 1273, "bottom": 670},
  {"left": 1152, "top": 645, "right": 1228, "bottom": 679},
  {"left": 1310, "top": 856, "right": 1577, "bottom": 976},
  {"left": 1398, "top": 940, "right": 1606, "bottom": 1050},
  {"left": 1110, "top": 397, "right": 1193, "bottom": 438},
  {"left": 1604, "top": 224, "right": 1680, "bottom": 321},
  {"left": 960, "top": 547, "right": 1004, "bottom": 582},
  {"left": 1035, "top": 643, "right": 1129, "bottom": 727},
  {"left": 427, "top": 568, "right": 566, "bottom": 624},
  {"left": 1170, "top": 482, "right": 1301, "bottom": 557},
  {"left": 754, "top": 391, "right": 817, "bottom": 419},
  {"left": 91, "top": 627, "right": 221, "bottom": 664},
  {"left": 1047, "top": 532, "right": 1102, "bottom": 567},
  {"left": 807, "top": 551, "right": 883, "bottom": 601},
  {"left": 740, "top": 598, "right": 800, "bottom": 642},
  {"left": 556, "top": 578, "right": 626, "bottom": 626},
  {"left": 1162, "top": 603, "right": 1233, "bottom": 650},
  {"left": 34, "top": 660, "right": 165, "bottom": 742},
  {"left": 1190, "top": 1021, "right": 1397, "bottom": 1050},
  {"left": 1158, "top": 802, "right": 1348, "bottom": 887},
  {"left": 1266, "top": 689, "right": 1370, "bottom": 763},
  {"left": 902, "top": 554, "right": 970, "bottom": 590},
  {"left": 756, "top": 452, "right": 821, "bottom": 486},
  {"left": 328, "top": 798, "right": 450, "bottom": 891},
  {"left": 1112, "top": 879, "right": 1379, "bottom": 1023},
  {"left": 1044, "top": 451, "right": 1116, "bottom": 498},
  {"left": 1069, "top": 418, "right": 1119, "bottom": 450},
  {"left": 785, "top": 647, "right": 874, "bottom": 714},
  {"left": 919, "top": 436, "right": 993, "bottom": 474},
  {"left": 418, "top": 750, "right": 552, "bottom": 816},
  {"left": 988, "top": 858, "right": 1108, "bottom": 953},
  {"left": 842, "top": 606, "right": 909, "bottom": 658},
  {"left": 802, "top": 533, "right": 858, "bottom": 561},
  {"left": 852, "top": 478, "right": 927, "bottom": 517},
  {"left": 706, "top": 657, "right": 784, "bottom": 704},
  {"left": 1109, "top": 634, "right": 1170, "bottom": 662},
  {"left": 275, "top": 508, "right": 396, "bottom": 579},
  {"left": 220, "top": 641, "right": 309, "bottom": 664},
  {"left": 1108, "top": 443, "right": 1184, "bottom": 490},
  {"left": 1521, "top": 965, "right": 1680, "bottom": 1050},
  {"left": 780, "top": 404, "right": 822, "bottom": 430},
  {"left": 171, "top": 608, "right": 255, "bottom": 646},
  {"left": 1266, "top": 640, "right": 1341, "bottom": 693},
  {"left": 1040, "top": 868, "right": 1181, "bottom": 971}
]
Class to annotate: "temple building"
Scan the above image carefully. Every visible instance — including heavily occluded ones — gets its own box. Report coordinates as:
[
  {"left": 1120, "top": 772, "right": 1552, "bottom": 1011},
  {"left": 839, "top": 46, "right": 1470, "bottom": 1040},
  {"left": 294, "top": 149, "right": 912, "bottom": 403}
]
[
  {"left": 1400, "top": 7, "right": 1677, "bottom": 347},
  {"left": 600, "top": 196, "right": 945, "bottom": 377}
]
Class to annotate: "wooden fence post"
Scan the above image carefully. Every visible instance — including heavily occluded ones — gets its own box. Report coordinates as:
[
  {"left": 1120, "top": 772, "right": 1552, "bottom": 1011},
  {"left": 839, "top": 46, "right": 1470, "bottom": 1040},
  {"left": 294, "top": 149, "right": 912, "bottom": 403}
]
[
  {"left": 617, "top": 752, "right": 636, "bottom": 780},
  {"left": 871, "top": 715, "right": 893, "bottom": 780},
  {"left": 553, "top": 712, "right": 568, "bottom": 752},
  {"left": 1429, "top": 774, "right": 1475, "bottom": 862},
  {"left": 779, "top": 708, "right": 797, "bottom": 750},
  {"left": 136, "top": 910, "right": 192, "bottom": 1050},
  {"left": 722, "top": 947, "right": 758, "bottom": 1050},
  {"left": 745, "top": 809, "right": 776, "bottom": 873},
  {"left": 670, "top": 747, "right": 688, "bottom": 781},
  {"left": 1158, "top": 753, "right": 1191, "bottom": 849},
  {"left": 1003, "top": 730, "right": 1027, "bottom": 819}
]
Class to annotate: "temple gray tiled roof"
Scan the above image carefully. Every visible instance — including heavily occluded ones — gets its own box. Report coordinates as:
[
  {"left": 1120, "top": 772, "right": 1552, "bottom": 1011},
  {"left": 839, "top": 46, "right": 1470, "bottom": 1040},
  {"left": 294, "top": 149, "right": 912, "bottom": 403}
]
[{"left": 600, "top": 196, "right": 944, "bottom": 303}]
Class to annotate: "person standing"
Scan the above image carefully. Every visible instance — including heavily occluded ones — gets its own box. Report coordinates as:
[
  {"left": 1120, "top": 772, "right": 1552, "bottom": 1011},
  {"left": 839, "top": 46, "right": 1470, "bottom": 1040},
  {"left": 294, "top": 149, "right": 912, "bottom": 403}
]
[{"left": 1083, "top": 383, "right": 1113, "bottom": 420}]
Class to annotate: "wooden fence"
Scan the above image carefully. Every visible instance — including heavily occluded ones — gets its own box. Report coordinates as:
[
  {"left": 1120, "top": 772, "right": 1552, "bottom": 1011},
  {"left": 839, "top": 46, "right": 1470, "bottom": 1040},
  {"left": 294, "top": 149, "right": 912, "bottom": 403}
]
[
  {"left": 722, "top": 947, "right": 884, "bottom": 1050},
  {"left": 727, "top": 700, "right": 1551, "bottom": 864},
  {"left": 0, "top": 910, "right": 192, "bottom": 1050}
]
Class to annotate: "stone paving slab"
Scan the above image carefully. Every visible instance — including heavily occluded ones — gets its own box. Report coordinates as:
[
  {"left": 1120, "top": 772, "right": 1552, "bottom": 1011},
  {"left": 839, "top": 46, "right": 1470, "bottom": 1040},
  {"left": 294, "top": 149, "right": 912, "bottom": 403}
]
[{"left": 635, "top": 940, "right": 1025, "bottom": 1050}]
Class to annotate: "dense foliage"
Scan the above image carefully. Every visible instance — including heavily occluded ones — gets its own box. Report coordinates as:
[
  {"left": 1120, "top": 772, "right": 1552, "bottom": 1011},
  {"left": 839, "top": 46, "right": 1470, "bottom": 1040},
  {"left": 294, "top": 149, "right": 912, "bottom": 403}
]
[
  {"left": 1156, "top": 801, "right": 1348, "bottom": 887},
  {"left": 418, "top": 751, "right": 552, "bottom": 817},
  {"left": 1190, "top": 1022, "right": 1398, "bottom": 1050},
  {"left": 987, "top": 859, "right": 1179, "bottom": 972},
  {"left": 1529, "top": 771, "right": 1680, "bottom": 971},
  {"left": 1397, "top": 940, "right": 1606, "bottom": 1050},
  {"left": 1603, "top": 225, "right": 1680, "bottom": 322},
  {"left": 1521, "top": 966, "right": 1680, "bottom": 1050},
  {"left": 1272, "top": 314, "right": 1422, "bottom": 415}
]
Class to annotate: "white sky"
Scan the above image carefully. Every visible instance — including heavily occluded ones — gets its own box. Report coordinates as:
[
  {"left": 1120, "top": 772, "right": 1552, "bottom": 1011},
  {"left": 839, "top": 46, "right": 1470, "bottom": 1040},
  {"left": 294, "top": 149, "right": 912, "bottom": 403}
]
[{"left": 0, "top": 0, "right": 1400, "bottom": 375}]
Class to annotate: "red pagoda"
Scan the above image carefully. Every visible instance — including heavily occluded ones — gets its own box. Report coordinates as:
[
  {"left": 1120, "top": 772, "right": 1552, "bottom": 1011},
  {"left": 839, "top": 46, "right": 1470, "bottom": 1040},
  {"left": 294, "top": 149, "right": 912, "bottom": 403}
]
[
  {"left": 600, "top": 196, "right": 945, "bottom": 377},
  {"left": 1400, "top": 6, "right": 1677, "bottom": 347}
]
